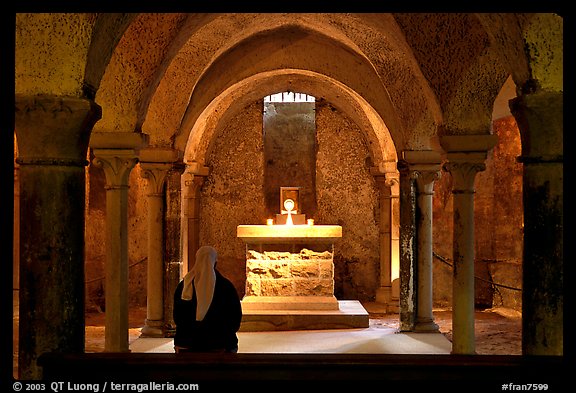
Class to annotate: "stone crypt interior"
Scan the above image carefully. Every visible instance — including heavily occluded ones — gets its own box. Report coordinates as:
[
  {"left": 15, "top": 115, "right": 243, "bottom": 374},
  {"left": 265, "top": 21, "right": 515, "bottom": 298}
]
[{"left": 10, "top": 13, "right": 563, "bottom": 383}]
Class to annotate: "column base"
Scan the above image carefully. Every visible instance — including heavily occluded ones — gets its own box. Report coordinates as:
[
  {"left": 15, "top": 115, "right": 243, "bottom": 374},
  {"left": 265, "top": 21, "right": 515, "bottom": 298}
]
[
  {"left": 414, "top": 318, "right": 439, "bottom": 333},
  {"left": 140, "top": 320, "right": 164, "bottom": 337}
]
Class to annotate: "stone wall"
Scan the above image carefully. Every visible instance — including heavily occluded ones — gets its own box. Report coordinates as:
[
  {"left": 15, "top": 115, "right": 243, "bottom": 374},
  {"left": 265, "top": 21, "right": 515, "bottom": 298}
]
[
  {"left": 200, "top": 101, "right": 267, "bottom": 297},
  {"left": 245, "top": 249, "right": 334, "bottom": 297},
  {"left": 315, "top": 100, "right": 381, "bottom": 301}
]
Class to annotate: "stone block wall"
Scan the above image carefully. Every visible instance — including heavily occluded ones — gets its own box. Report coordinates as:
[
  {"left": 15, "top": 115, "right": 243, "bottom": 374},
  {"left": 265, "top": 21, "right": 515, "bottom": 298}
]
[{"left": 245, "top": 249, "right": 334, "bottom": 297}]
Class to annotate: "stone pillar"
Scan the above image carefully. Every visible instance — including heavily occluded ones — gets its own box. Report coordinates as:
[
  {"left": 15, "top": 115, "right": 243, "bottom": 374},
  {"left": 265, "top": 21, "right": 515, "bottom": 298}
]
[
  {"left": 413, "top": 166, "right": 441, "bottom": 332},
  {"left": 15, "top": 95, "right": 101, "bottom": 379},
  {"left": 397, "top": 159, "right": 417, "bottom": 331},
  {"left": 139, "top": 148, "right": 181, "bottom": 338},
  {"left": 510, "top": 91, "right": 563, "bottom": 355},
  {"left": 13, "top": 161, "right": 20, "bottom": 294},
  {"left": 441, "top": 135, "right": 497, "bottom": 355},
  {"left": 398, "top": 150, "right": 442, "bottom": 332},
  {"left": 164, "top": 166, "right": 184, "bottom": 337},
  {"left": 181, "top": 163, "right": 209, "bottom": 275},
  {"left": 372, "top": 168, "right": 399, "bottom": 313},
  {"left": 90, "top": 132, "right": 148, "bottom": 352}
]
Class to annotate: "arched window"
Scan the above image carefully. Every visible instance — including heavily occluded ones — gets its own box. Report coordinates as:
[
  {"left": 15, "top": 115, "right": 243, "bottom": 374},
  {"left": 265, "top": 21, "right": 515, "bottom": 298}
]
[{"left": 262, "top": 92, "right": 318, "bottom": 218}]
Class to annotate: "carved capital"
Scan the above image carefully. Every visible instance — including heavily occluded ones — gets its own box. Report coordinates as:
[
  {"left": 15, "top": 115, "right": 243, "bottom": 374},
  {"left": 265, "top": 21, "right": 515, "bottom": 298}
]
[
  {"left": 15, "top": 95, "right": 101, "bottom": 165},
  {"left": 414, "top": 170, "right": 441, "bottom": 195},
  {"left": 442, "top": 162, "right": 486, "bottom": 194},
  {"left": 141, "top": 166, "right": 169, "bottom": 197},
  {"left": 92, "top": 151, "right": 138, "bottom": 190},
  {"left": 181, "top": 164, "right": 209, "bottom": 198},
  {"left": 374, "top": 172, "right": 399, "bottom": 188}
]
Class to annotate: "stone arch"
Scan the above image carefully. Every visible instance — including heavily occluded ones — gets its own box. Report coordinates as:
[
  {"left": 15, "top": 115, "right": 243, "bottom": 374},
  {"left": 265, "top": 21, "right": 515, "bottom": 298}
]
[
  {"left": 182, "top": 69, "right": 398, "bottom": 168},
  {"left": 175, "top": 23, "right": 408, "bottom": 155},
  {"left": 83, "top": 13, "right": 139, "bottom": 97}
]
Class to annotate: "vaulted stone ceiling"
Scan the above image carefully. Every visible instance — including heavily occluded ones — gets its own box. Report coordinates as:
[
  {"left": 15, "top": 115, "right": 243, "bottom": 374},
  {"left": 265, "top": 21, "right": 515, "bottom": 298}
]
[{"left": 15, "top": 13, "right": 563, "bottom": 168}]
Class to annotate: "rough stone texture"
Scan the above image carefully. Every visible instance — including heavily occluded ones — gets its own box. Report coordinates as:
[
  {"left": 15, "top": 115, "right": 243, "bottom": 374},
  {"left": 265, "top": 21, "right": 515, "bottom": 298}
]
[
  {"left": 490, "top": 261, "right": 522, "bottom": 311},
  {"left": 315, "top": 100, "right": 380, "bottom": 302},
  {"left": 200, "top": 101, "right": 267, "bottom": 297},
  {"left": 245, "top": 249, "right": 334, "bottom": 297},
  {"left": 15, "top": 13, "right": 96, "bottom": 96},
  {"left": 93, "top": 13, "right": 187, "bottom": 135}
]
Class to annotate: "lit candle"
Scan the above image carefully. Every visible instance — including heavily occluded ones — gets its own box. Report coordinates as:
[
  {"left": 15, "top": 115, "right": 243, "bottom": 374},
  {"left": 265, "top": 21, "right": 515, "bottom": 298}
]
[
  {"left": 307, "top": 219, "right": 314, "bottom": 226},
  {"left": 266, "top": 218, "right": 274, "bottom": 226}
]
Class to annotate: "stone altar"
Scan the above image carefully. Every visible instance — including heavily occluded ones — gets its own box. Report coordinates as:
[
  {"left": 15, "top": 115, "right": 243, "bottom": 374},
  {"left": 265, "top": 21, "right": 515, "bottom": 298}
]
[{"left": 237, "top": 220, "right": 369, "bottom": 331}]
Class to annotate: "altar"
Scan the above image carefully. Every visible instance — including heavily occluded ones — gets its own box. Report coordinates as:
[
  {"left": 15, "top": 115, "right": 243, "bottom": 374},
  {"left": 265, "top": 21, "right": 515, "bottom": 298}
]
[{"left": 237, "top": 188, "right": 369, "bottom": 331}]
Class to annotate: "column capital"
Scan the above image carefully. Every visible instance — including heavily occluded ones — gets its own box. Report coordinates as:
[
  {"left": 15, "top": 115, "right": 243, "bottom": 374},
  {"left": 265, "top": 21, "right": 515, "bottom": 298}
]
[
  {"left": 92, "top": 150, "right": 138, "bottom": 190},
  {"left": 439, "top": 134, "right": 496, "bottom": 194},
  {"left": 372, "top": 168, "right": 399, "bottom": 188},
  {"left": 15, "top": 95, "right": 102, "bottom": 166},
  {"left": 414, "top": 170, "right": 441, "bottom": 195},
  {"left": 397, "top": 150, "right": 442, "bottom": 186},
  {"left": 141, "top": 166, "right": 170, "bottom": 197},
  {"left": 182, "top": 162, "right": 210, "bottom": 195},
  {"left": 90, "top": 132, "right": 148, "bottom": 189},
  {"left": 442, "top": 161, "right": 486, "bottom": 194}
]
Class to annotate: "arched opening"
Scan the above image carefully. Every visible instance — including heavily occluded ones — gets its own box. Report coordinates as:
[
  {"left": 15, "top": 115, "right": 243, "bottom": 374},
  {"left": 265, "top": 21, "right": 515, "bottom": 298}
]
[
  {"left": 262, "top": 91, "right": 317, "bottom": 219},
  {"left": 172, "top": 73, "right": 405, "bottom": 336}
]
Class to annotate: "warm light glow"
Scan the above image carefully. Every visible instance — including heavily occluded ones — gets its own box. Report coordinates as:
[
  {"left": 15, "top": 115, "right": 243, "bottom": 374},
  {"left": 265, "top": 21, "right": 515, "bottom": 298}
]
[
  {"left": 284, "top": 199, "right": 295, "bottom": 226},
  {"left": 266, "top": 219, "right": 274, "bottom": 226},
  {"left": 391, "top": 238, "right": 400, "bottom": 281},
  {"left": 307, "top": 219, "right": 314, "bottom": 226},
  {"left": 237, "top": 224, "right": 343, "bottom": 243}
]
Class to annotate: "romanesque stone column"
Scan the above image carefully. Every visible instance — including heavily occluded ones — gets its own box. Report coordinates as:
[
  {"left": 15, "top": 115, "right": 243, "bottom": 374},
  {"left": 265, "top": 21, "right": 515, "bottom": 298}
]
[
  {"left": 373, "top": 169, "right": 399, "bottom": 313},
  {"left": 90, "top": 132, "right": 148, "bottom": 352},
  {"left": 15, "top": 95, "right": 101, "bottom": 379},
  {"left": 402, "top": 150, "right": 440, "bottom": 332},
  {"left": 397, "top": 159, "right": 417, "bottom": 332},
  {"left": 163, "top": 166, "right": 184, "bottom": 337},
  {"left": 13, "top": 162, "right": 20, "bottom": 296},
  {"left": 139, "top": 148, "right": 181, "bottom": 338},
  {"left": 181, "top": 163, "right": 209, "bottom": 274},
  {"left": 510, "top": 91, "right": 563, "bottom": 355},
  {"left": 441, "top": 135, "right": 497, "bottom": 354},
  {"left": 413, "top": 166, "right": 441, "bottom": 332}
]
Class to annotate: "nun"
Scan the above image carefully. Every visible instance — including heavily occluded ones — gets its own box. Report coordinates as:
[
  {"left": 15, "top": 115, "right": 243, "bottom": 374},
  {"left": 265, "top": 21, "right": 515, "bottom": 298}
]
[{"left": 173, "top": 246, "right": 242, "bottom": 353}]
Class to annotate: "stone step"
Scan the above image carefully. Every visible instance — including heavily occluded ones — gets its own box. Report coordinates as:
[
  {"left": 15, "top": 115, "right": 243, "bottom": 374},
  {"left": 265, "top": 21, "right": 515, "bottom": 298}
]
[{"left": 239, "top": 300, "right": 369, "bottom": 332}]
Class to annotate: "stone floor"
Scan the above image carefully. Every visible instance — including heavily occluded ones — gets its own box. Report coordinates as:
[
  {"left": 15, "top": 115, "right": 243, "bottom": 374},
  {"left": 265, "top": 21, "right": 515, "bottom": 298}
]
[{"left": 13, "top": 300, "right": 522, "bottom": 379}]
